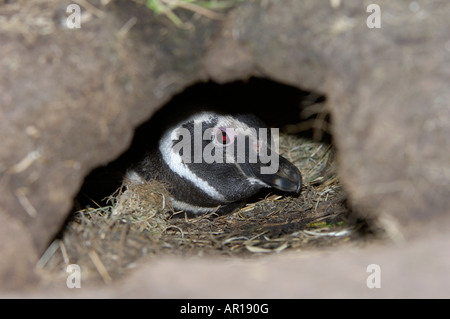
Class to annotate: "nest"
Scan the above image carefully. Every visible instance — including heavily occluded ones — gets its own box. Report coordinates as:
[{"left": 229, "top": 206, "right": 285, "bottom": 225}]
[{"left": 38, "top": 133, "right": 378, "bottom": 284}]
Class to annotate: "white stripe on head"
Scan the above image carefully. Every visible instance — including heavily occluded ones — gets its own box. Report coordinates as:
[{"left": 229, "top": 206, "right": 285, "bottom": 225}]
[{"left": 159, "top": 112, "right": 226, "bottom": 202}]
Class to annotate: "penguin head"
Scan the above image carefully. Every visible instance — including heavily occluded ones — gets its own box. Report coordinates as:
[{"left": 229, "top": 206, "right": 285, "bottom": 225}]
[{"left": 130, "top": 109, "right": 302, "bottom": 214}]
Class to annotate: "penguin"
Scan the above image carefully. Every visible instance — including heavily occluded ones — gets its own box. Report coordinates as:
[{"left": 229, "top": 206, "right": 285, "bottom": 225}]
[{"left": 126, "top": 107, "right": 302, "bottom": 215}]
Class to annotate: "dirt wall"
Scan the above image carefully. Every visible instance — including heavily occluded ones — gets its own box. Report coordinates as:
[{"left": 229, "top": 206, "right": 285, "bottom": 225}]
[{"left": 0, "top": 0, "right": 449, "bottom": 295}]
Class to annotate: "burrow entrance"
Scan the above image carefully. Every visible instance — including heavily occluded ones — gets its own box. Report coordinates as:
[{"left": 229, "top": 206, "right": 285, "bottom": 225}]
[{"left": 38, "top": 78, "right": 381, "bottom": 284}]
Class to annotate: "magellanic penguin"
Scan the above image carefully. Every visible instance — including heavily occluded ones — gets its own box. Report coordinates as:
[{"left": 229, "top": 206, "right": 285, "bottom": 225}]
[{"left": 126, "top": 107, "right": 302, "bottom": 215}]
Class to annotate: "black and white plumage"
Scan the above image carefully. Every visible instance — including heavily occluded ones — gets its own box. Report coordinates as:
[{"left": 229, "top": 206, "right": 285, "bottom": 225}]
[{"left": 126, "top": 107, "right": 302, "bottom": 215}]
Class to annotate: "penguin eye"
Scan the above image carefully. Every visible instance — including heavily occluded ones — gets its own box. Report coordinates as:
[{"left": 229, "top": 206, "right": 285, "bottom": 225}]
[
  {"left": 214, "top": 128, "right": 234, "bottom": 146},
  {"left": 217, "top": 129, "right": 229, "bottom": 144}
]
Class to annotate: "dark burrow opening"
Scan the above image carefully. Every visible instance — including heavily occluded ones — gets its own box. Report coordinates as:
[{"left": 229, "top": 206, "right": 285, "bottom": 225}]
[
  {"left": 41, "top": 78, "right": 380, "bottom": 283},
  {"left": 75, "top": 77, "right": 329, "bottom": 209}
]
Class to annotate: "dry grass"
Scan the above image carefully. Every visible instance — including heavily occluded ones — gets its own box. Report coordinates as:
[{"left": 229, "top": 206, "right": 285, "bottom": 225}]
[
  {"left": 130, "top": 0, "right": 243, "bottom": 28},
  {"left": 38, "top": 133, "right": 379, "bottom": 284}
]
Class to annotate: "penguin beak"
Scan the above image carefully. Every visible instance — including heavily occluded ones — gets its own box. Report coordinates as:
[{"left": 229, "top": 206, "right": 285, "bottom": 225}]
[
  {"left": 259, "top": 155, "right": 302, "bottom": 193},
  {"left": 242, "top": 155, "right": 302, "bottom": 194}
]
